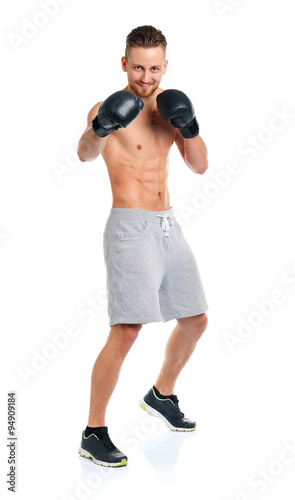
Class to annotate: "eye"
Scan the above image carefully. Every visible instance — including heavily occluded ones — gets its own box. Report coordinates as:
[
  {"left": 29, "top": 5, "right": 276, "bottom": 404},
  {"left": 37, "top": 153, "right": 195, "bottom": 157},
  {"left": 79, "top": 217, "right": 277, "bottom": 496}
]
[{"left": 151, "top": 67, "right": 159, "bottom": 72}]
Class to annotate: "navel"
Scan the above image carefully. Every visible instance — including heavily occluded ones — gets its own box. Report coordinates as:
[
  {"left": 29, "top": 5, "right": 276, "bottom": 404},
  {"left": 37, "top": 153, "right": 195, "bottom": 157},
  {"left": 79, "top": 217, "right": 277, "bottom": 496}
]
[
  {"left": 158, "top": 191, "right": 161, "bottom": 197},
  {"left": 136, "top": 144, "right": 142, "bottom": 150}
]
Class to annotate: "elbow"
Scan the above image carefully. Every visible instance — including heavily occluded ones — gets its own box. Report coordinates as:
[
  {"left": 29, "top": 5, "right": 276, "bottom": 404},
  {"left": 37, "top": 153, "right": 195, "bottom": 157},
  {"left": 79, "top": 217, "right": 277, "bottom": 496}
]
[
  {"left": 77, "top": 151, "right": 87, "bottom": 162},
  {"left": 186, "top": 157, "right": 209, "bottom": 175},
  {"left": 77, "top": 142, "right": 87, "bottom": 162},
  {"left": 78, "top": 151, "right": 100, "bottom": 163},
  {"left": 196, "top": 161, "right": 209, "bottom": 175},
  {"left": 192, "top": 153, "right": 209, "bottom": 174}
]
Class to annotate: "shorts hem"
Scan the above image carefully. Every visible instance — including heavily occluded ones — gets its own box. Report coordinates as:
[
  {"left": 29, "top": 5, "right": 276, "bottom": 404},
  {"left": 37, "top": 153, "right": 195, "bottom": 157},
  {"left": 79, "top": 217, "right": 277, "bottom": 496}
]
[
  {"left": 109, "top": 316, "right": 162, "bottom": 326},
  {"left": 109, "top": 305, "right": 209, "bottom": 326},
  {"left": 162, "top": 305, "right": 209, "bottom": 323}
]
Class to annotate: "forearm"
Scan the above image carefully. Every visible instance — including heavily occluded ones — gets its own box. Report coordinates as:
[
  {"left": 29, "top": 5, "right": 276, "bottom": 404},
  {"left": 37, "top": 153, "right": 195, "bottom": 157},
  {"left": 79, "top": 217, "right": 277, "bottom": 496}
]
[
  {"left": 183, "top": 135, "right": 208, "bottom": 174},
  {"left": 77, "top": 126, "right": 108, "bottom": 162}
]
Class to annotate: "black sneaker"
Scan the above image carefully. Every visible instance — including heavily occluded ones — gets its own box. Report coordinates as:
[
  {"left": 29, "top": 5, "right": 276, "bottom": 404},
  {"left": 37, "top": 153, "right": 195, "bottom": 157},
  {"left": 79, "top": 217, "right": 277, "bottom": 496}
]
[
  {"left": 139, "top": 387, "right": 196, "bottom": 432},
  {"left": 78, "top": 427, "right": 127, "bottom": 467}
]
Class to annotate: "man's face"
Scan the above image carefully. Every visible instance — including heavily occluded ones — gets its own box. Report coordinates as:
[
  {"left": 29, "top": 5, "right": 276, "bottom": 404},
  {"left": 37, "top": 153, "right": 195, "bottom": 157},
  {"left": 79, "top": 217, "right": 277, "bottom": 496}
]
[{"left": 121, "top": 46, "right": 168, "bottom": 99}]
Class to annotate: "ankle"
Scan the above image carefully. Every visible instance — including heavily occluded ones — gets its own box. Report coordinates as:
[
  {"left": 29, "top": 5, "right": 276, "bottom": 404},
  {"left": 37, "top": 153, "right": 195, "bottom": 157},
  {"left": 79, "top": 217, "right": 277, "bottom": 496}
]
[
  {"left": 88, "top": 420, "right": 105, "bottom": 427},
  {"left": 153, "top": 384, "right": 174, "bottom": 398},
  {"left": 85, "top": 425, "right": 108, "bottom": 439}
]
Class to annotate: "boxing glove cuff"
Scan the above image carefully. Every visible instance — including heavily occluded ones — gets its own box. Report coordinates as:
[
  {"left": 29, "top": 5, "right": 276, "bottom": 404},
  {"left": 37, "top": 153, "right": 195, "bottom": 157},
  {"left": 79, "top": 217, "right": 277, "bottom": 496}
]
[
  {"left": 179, "top": 117, "right": 200, "bottom": 139},
  {"left": 91, "top": 116, "right": 119, "bottom": 138}
]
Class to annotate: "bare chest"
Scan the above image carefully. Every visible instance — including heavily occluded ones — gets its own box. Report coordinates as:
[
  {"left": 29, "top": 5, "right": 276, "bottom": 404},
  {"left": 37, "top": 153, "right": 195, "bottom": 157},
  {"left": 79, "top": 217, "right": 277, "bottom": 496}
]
[{"left": 102, "top": 112, "right": 176, "bottom": 164}]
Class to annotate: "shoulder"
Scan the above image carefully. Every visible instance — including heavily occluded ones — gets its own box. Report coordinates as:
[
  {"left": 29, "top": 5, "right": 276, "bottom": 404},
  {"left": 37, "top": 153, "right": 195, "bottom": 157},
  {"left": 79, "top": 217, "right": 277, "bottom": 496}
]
[
  {"left": 155, "top": 88, "right": 165, "bottom": 98},
  {"left": 86, "top": 101, "right": 103, "bottom": 127}
]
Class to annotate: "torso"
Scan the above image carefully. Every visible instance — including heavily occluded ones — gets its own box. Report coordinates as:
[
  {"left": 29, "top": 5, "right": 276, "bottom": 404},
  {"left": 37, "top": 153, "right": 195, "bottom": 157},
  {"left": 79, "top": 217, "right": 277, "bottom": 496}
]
[{"left": 101, "top": 90, "right": 177, "bottom": 211}]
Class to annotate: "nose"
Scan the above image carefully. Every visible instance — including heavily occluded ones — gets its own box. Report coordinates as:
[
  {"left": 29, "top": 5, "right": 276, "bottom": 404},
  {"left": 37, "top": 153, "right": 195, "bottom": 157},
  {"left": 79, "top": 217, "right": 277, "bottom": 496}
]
[{"left": 141, "top": 70, "right": 149, "bottom": 82}]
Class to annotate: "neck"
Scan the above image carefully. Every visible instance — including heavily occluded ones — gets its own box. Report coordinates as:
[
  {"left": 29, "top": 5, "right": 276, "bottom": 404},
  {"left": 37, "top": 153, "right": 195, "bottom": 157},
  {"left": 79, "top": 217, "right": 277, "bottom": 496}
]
[{"left": 124, "top": 84, "right": 161, "bottom": 112}]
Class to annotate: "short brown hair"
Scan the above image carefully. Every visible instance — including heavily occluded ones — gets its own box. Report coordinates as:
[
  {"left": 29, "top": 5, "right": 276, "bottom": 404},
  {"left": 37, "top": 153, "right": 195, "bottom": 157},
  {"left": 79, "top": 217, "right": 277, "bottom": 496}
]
[{"left": 125, "top": 25, "right": 167, "bottom": 59}]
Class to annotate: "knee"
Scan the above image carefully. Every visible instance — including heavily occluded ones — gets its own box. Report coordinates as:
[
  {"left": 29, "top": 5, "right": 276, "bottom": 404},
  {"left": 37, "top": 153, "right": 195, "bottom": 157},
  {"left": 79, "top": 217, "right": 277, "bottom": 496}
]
[
  {"left": 191, "top": 313, "right": 208, "bottom": 341},
  {"left": 196, "top": 312, "right": 208, "bottom": 330},
  {"left": 178, "top": 312, "right": 208, "bottom": 342},
  {"left": 109, "top": 323, "right": 142, "bottom": 355},
  {"left": 122, "top": 323, "right": 142, "bottom": 342}
]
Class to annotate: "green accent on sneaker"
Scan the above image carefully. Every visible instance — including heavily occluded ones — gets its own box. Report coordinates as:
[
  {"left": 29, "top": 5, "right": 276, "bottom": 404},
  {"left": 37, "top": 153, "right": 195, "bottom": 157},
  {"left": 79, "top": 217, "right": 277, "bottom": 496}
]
[
  {"left": 83, "top": 430, "right": 99, "bottom": 440},
  {"left": 78, "top": 449, "right": 128, "bottom": 468},
  {"left": 78, "top": 451, "right": 92, "bottom": 458},
  {"left": 152, "top": 387, "right": 175, "bottom": 405}
]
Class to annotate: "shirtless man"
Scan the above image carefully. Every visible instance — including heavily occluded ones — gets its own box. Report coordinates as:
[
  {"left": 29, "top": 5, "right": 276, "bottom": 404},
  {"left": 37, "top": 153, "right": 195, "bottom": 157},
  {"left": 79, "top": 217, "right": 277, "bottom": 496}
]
[{"left": 77, "top": 25, "right": 209, "bottom": 468}]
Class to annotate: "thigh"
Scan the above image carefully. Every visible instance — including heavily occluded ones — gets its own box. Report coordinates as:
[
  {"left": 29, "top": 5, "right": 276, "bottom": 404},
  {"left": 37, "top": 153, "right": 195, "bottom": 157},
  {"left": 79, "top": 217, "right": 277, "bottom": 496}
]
[
  {"left": 104, "top": 219, "right": 164, "bottom": 325},
  {"left": 159, "top": 220, "right": 209, "bottom": 321}
]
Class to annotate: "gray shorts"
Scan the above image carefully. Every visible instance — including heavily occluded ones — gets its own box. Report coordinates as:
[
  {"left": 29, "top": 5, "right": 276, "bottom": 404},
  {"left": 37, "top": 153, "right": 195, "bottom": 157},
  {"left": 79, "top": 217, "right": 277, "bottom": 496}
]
[{"left": 103, "top": 207, "right": 209, "bottom": 326}]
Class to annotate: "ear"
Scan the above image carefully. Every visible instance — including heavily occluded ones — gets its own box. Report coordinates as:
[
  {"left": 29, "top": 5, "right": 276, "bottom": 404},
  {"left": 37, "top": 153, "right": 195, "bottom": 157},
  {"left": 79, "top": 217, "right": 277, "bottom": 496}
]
[
  {"left": 121, "top": 56, "right": 127, "bottom": 72},
  {"left": 162, "top": 59, "right": 168, "bottom": 76}
]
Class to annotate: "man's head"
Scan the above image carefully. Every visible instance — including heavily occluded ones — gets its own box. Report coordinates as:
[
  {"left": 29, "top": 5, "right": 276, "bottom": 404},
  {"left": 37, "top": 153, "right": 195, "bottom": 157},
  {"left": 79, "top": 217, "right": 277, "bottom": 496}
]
[
  {"left": 122, "top": 25, "right": 168, "bottom": 99},
  {"left": 124, "top": 25, "right": 167, "bottom": 60}
]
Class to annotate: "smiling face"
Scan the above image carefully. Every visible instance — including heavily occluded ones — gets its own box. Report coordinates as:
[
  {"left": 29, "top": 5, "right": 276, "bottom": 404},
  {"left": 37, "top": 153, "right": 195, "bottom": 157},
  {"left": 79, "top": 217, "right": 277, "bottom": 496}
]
[{"left": 121, "top": 46, "right": 168, "bottom": 99}]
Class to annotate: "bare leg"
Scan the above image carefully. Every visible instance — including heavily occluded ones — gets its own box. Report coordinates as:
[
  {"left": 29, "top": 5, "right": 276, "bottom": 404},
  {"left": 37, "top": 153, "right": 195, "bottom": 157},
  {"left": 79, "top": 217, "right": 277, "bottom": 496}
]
[
  {"left": 155, "top": 313, "right": 208, "bottom": 395},
  {"left": 88, "top": 323, "right": 142, "bottom": 427}
]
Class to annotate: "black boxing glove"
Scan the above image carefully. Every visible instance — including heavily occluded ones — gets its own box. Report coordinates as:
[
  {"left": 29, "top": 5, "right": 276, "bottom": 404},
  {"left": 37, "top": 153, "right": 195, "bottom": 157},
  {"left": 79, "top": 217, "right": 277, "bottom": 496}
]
[
  {"left": 92, "top": 90, "right": 144, "bottom": 137},
  {"left": 157, "top": 89, "right": 199, "bottom": 139}
]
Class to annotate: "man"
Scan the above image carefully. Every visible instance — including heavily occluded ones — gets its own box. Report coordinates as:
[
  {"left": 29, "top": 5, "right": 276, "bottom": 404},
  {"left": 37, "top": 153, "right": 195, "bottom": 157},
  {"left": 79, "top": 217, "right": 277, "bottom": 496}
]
[{"left": 77, "top": 25, "right": 209, "bottom": 468}]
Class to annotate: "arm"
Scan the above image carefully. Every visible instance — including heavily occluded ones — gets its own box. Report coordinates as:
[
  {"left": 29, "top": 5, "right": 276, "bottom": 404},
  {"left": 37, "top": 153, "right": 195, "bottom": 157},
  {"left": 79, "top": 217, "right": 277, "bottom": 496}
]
[
  {"left": 77, "top": 102, "right": 107, "bottom": 162},
  {"left": 77, "top": 91, "right": 144, "bottom": 162},
  {"left": 174, "top": 131, "right": 208, "bottom": 174},
  {"left": 157, "top": 89, "right": 208, "bottom": 174}
]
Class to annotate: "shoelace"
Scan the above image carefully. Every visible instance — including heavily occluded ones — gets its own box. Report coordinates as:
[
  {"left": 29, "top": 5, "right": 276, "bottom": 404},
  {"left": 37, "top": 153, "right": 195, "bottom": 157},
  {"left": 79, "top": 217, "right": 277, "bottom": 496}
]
[
  {"left": 170, "top": 396, "right": 185, "bottom": 418},
  {"left": 99, "top": 432, "right": 118, "bottom": 452}
]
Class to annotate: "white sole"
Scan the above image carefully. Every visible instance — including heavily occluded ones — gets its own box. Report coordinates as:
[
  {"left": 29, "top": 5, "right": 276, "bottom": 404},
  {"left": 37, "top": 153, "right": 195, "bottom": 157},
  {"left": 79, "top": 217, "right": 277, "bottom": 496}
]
[
  {"left": 139, "top": 398, "right": 196, "bottom": 432},
  {"left": 78, "top": 447, "right": 127, "bottom": 467}
]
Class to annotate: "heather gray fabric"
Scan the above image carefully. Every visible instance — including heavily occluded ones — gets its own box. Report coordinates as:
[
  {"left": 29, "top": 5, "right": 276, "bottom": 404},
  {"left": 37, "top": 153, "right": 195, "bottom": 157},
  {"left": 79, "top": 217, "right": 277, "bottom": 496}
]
[{"left": 103, "top": 207, "right": 208, "bottom": 326}]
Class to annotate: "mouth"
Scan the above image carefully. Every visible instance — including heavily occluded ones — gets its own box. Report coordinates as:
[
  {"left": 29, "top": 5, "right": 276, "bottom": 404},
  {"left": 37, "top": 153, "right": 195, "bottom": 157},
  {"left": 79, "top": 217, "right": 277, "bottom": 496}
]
[{"left": 137, "top": 83, "right": 152, "bottom": 89}]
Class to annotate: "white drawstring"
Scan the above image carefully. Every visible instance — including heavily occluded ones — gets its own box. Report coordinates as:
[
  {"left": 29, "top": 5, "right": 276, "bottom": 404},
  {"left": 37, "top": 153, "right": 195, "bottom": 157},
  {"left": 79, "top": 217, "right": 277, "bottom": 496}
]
[{"left": 157, "top": 213, "right": 174, "bottom": 237}]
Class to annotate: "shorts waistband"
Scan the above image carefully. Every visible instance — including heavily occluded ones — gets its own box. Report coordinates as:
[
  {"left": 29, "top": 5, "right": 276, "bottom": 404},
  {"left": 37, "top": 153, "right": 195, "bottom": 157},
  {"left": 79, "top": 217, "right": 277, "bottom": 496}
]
[{"left": 107, "top": 206, "right": 174, "bottom": 222}]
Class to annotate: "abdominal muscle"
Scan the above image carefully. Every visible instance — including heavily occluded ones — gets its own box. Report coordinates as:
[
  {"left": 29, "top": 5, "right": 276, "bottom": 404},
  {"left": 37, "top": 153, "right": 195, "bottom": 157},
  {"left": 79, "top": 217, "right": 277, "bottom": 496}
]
[
  {"left": 109, "top": 161, "right": 170, "bottom": 211},
  {"left": 101, "top": 122, "right": 174, "bottom": 211},
  {"left": 111, "top": 165, "right": 170, "bottom": 211}
]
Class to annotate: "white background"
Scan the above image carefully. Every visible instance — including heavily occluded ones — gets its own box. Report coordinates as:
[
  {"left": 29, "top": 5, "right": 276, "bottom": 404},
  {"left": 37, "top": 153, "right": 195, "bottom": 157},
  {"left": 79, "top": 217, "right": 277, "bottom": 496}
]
[{"left": 1, "top": 0, "right": 295, "bottom": 499}]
